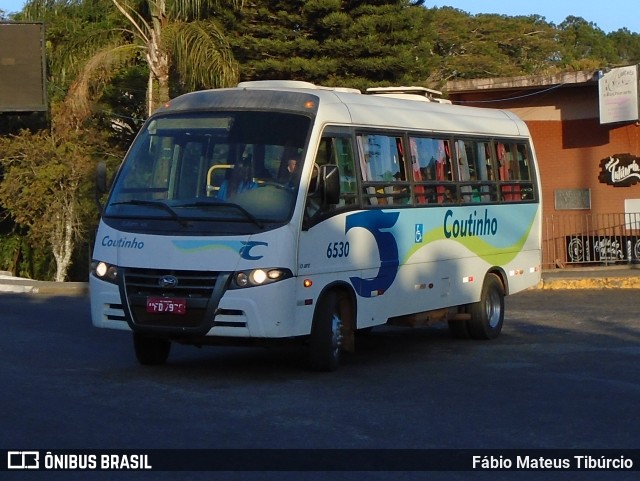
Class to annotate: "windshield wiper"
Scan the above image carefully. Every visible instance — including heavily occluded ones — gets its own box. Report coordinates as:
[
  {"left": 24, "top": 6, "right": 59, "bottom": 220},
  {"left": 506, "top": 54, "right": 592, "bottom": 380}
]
[
  {"left": 177, "top": 200, "right": 264, "bottom": 229},
  {"left": 111, "top": 200, "right": 188, "bottom": 226}
]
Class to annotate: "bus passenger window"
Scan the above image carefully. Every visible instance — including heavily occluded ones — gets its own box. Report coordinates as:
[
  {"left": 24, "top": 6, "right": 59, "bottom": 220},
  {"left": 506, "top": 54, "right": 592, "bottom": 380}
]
[
  {"left": 408, "top": 136, "right": 452, "bottom": 205},
  {"left": 516, "top": 143, "right": 535, "bottom": 200},
  {"left": 357, "top": 133, "right": 409, "bottom": 206},
  {"left": 454, "top": 139, "right": 495, "bottom": 203},
  {"left": 496, "top": 142, "right": 524, "bottom": 201},
  {"left": 516, "top": 144, "right": 532, "bottom": 180},
  {"left": 358, "top": 134, "right": 405, "bottom": 182}
]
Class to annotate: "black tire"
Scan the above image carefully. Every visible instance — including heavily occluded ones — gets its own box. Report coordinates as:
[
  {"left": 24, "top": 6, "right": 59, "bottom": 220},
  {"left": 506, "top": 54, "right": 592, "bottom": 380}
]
[
  {"left": 447, "top": 318, "right": 471, "bottom": 339},
  {"left": 133, "top": 333, "right": 171, "bottom": 365},
  {"left": 467, "top": 274, "right": 504, "bottom": 340},
  {"left": 309, "top": 291, "right": 343, "bottom": 372}
]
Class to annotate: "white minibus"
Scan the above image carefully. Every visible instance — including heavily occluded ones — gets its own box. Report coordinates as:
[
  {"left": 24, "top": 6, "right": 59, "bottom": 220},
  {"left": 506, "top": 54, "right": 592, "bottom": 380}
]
[{"left": 90, "top": 80, "right": 541, "bottom": 370}]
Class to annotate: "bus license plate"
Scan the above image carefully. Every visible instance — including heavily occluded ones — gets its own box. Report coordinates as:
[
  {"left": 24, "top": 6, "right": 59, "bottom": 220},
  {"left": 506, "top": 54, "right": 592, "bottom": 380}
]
[{"left": 146, "top": 297, "right": 186, "bottom": 315}]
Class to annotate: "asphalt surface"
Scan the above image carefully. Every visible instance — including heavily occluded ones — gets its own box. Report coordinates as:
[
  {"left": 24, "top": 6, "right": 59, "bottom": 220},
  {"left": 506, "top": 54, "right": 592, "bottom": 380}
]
[
  {"left": 1, "top": 286, "right": 638, "bottom": 481},
  {"left": 2, "top": 265, "right": 640, "bottom": 296}
]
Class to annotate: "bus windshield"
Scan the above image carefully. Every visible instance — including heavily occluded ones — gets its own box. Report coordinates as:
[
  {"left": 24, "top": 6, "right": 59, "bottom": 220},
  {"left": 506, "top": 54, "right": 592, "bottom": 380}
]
[{"left": 104, "top": 111, "right": 312, "bottom": 227}]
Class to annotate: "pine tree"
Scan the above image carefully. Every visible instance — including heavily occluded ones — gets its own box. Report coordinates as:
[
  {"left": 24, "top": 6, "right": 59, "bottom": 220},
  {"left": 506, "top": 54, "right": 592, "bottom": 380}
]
[{"left": 226, "top": 0, "right": 433, "bottom": 90}]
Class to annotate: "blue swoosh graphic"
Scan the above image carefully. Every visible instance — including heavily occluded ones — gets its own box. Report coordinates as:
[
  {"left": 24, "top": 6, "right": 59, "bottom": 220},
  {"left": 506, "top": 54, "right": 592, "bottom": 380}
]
[
  {"left": 345, "top": 210, "right": 400, "bottom": 298},
  {"left": 172, "top": 240, "right": 268, "bottom": 260}
]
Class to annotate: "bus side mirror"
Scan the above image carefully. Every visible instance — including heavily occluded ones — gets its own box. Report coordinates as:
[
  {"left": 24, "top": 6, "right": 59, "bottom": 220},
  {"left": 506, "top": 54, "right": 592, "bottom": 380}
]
[
  {"left": 320, "top": 164, "right": 340, "bottom": 205},
  {"left": 96, "top": 162, "right": 108, "bottom": 212},
  {"left": 97, "top": 161, "right": 107, "bottom": 194}
]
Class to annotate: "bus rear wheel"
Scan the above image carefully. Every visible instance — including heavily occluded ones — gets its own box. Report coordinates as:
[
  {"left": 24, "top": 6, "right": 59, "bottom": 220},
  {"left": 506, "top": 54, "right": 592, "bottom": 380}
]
[
  {"left": 133, "top": 333, "right": 171, "bottom": 365},
  {"left": 309, "top": 291, "right": 343, "bottom": 372},
  {"left": 467, "top": 274, "right": 504, "bottom": 340}
]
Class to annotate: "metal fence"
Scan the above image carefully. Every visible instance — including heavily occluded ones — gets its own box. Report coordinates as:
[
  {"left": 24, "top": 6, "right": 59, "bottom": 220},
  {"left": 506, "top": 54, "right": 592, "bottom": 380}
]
[{"left": 543, "top": 213, "right": 640, "bottom": 269}]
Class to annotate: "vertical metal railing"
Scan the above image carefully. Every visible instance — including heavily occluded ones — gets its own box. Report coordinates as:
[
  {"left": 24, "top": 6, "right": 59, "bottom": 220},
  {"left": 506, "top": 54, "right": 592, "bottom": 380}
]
[{"left": 543, "top": 213, "right": 640, "bottom": 268}]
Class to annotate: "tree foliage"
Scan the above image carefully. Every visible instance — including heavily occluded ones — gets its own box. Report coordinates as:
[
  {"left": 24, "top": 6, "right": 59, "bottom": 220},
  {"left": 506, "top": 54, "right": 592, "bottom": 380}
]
[
  {"left": 429, "top": 8, "right": 564, "bottom": 84},
  {"left": 20, "top": 0, "right": 127, "bottom": 103},
  {"left": 0, "top": 121, "right": 112, "bottom": 281},
  {"left": 558, "top": 16, "right": 617, "bottom": 68},
  {"left": 609, "top": 28, "right": 640, "bottom": 65},
  {"left": 19, "top": 0, "right": 242, "bottom": 121},
  {"left": 425, "top": 8, "right": 640, "bottom": 85},
  {"left": 225, "top": 0, "right": 434, "bottom": 90}
]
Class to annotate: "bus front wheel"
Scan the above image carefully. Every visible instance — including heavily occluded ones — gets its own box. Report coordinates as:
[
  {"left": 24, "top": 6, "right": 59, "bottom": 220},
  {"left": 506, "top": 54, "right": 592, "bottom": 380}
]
[
  {"left": 467, "top": 274, "right": 504, "bottom": 340},
  {"left": 309, "top": 291, "right": 343, "bottom": 371},
  {"left": 133, "top": 333, "right": 171, "bottom": 365}
]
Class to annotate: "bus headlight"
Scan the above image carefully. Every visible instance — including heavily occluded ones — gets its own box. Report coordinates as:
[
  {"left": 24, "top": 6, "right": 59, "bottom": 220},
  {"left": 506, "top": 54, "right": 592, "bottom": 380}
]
[
  {"left": 91, "top": 260, "right": 118, "bottom": 284},
  {"left": 231, "top": 268, "right": 292, "bottom": 289}
]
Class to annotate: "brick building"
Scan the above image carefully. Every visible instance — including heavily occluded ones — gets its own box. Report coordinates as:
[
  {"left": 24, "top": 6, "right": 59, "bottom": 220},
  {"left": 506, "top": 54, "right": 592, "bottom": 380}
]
[{"left": 446, "top": 70, "right": 640, "bottom": 268}]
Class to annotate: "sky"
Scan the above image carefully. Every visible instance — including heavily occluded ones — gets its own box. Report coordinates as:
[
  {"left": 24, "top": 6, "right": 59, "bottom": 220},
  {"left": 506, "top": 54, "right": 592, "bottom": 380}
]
[
  {"left": 1, "top": 0, "right": 639, "bottom": 34},
  {"left": 427, "top": 0, "right": 640, "bottom": 33}
]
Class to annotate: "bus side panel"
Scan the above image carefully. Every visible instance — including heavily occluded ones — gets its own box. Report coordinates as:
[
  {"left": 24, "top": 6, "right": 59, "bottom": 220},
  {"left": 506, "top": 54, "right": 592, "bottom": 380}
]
[{"left": 298, "top": 202, "right": 541, "bottom": 328}]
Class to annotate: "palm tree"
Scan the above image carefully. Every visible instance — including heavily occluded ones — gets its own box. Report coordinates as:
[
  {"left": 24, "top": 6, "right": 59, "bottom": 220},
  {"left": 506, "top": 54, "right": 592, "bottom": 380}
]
[
  {"left": 22, "top": 0, "right": 242, "bottom": 126},
  {"left": 111, "top": 0, "right": 243, "bottom": 116}
]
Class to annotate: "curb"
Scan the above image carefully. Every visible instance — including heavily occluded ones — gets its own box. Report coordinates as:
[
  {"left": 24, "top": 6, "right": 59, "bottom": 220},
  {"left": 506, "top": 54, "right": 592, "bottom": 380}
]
[
  {"left": 0, "top": 275, "right": 89, "bottom": 297},
  {"left": 539, "top": 276, "right": 640, "bottom": 290},
  {"left": 32, "top": 281, "right": 89, "bottom": 296}
]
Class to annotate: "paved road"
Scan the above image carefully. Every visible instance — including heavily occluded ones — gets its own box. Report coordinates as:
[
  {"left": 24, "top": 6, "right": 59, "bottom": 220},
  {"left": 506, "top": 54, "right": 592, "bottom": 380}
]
[{"left": 1, "top": 290, "right": 638, "bottom": 480}]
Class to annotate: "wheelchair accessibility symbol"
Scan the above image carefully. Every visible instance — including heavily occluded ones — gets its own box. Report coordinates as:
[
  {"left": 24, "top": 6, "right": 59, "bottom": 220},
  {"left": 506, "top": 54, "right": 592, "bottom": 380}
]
[{"left": 415, "top": 224, "right": 423, "bottom": 243}]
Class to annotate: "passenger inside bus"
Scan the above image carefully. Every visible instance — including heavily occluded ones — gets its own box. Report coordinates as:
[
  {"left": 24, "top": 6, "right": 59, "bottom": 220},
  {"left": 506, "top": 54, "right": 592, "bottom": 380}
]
[{"left": 217, "top": 158, "right": 257, "bottom": 200}]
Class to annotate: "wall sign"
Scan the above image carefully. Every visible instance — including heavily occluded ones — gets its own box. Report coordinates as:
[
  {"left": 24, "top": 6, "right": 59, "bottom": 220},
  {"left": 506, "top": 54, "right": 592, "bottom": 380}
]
[
  {"left": 598, "top": 65, "right": 639, "bottom": 124},
  {"left": 598, "top": 153, "right": 640, "bottom": 187},
  {"left": 0, "top": 22, "right": 48, "bottom": 112},
  {"left": 554, "top": 189, "right": 591, "bottom": 210}
]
